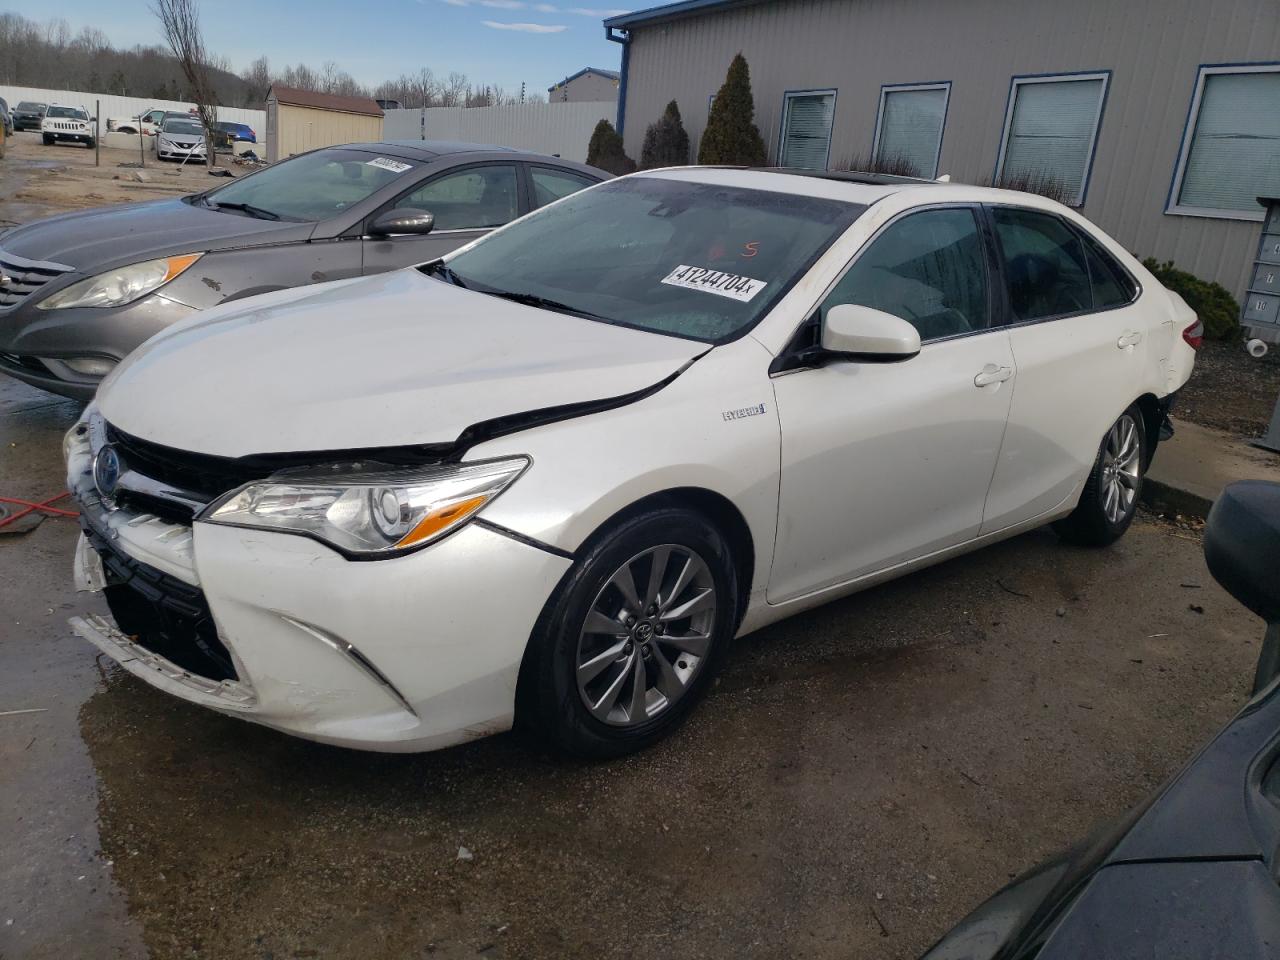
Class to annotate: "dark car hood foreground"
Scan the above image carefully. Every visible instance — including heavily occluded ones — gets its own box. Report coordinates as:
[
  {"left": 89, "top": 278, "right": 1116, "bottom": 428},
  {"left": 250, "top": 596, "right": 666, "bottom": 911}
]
[
  {"left": 0, "top": 198, "right": 311, "bottom": 272},
  {"left": 923, "top": 678, "right": 1280, "bottom": 960}
]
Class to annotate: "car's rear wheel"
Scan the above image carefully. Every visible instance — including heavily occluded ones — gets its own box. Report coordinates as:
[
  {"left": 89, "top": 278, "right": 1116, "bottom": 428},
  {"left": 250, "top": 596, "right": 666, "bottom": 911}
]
[
  {"left": 1053, "top": 404, "right": 1147, "bottom": 546},
  {"left": 522, "top": 507, "right": 738, "bottom": 758}
]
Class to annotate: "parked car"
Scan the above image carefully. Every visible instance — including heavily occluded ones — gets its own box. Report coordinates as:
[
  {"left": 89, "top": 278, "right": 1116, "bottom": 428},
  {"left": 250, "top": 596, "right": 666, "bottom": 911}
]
[
  {"left": 40, "top": 104, "right": 95, "bottom": 148},
  {"left": 63, "top": 170, "right": 1198, "bottom": 757},
  {"left": 108, "top": 107, "right": 188, "bottom": 136},
  {"left": 214, "top": 120, "right": 256, "bottom": 145},
  {"left": 155, "top": 116, "right": 207, "bottom": 162},
  {"left": 12, "top": 100, "right": 47, "bottom": 131},
  {"left": 921, "top": 479, "right": 1280, "bottom": 960},
  {"left": 0, "top": 105, "right": 6, "bottom": 160},
  {"left": 0, "top": 97, "right": 13, "bottom": 138},
  {"left": 0, "top": 141, "right": 606, "bottom": 397}
]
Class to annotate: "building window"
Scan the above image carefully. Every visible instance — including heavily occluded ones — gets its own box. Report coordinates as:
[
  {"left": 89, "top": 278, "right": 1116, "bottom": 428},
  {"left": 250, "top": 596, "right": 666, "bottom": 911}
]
[
  {"left": 872, "top": 82, "right": 950, "bottom": 179},
  {"left": 779, "top": 90, "right": 836, "bottom": 171},
  {"left": 1167, "top": 64, "right": 1280, "bottom": 221},
  {"left": 994, "top": 72, "right": 1109, "bottom": 207}
]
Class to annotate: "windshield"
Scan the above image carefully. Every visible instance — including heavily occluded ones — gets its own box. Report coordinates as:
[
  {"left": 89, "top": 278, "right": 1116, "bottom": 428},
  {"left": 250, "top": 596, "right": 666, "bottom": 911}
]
[
  {"left": 17, "top": 102, "right": 45, "bottom": 111},
  {"left": 162, "top": 119, "right": 203, "bottom": 136},
  {"left": 439, "top": 176, "right": 863, "bottom": 343},
  {"left": 201, "top": 148, "right": 418, "bottom": 223},
  {"left": 47, "top": 106, "right": 87, "bottom": 120}
]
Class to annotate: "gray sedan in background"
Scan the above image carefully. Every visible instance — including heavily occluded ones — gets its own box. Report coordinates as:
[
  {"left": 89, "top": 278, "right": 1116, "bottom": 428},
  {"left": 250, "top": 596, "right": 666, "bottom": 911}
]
[{"left": 0, "top": 141, "right": 607, "bottom": 399}]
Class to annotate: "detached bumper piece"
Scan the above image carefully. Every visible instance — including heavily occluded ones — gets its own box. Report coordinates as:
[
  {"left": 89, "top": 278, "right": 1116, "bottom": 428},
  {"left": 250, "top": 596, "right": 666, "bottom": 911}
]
[{"left": 83, "top": 523, "right": 237, "bottom": 682}]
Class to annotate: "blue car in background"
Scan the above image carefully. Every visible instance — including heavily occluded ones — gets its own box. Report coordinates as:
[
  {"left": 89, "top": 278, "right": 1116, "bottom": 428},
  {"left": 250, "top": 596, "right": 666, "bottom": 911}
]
[{"left": 214, "top": 121, "right": 256, "bottom": 144}]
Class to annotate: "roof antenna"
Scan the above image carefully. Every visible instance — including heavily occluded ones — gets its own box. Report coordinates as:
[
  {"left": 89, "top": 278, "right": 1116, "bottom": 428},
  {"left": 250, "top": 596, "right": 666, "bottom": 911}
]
[{"left": 935, "top": 174, "right": 951, "bottom": 182}]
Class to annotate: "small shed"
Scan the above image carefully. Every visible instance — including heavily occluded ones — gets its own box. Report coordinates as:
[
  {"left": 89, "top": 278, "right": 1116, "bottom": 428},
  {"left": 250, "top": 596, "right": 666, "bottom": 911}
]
[
  {"left": 265, "top": 85, "right": 384, "bottom": 162},
  {"left": 548, "top": 68, "right": 620, "bottom": 103}
]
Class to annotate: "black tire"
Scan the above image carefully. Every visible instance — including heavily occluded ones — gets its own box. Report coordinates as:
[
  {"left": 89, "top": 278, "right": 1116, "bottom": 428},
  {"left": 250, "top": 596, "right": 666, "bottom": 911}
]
[
  {"left": 42, "top": 134, "right": 53, "bottom": 146},
  {"left": 1053, "top": 403, "right": 1148, "bottom": 547},
  {"left": 85, "top": 139, "right": 95, "bottom": 150},
  {"left": 521, "top": 506, "right": 738, "bottom": 759}
]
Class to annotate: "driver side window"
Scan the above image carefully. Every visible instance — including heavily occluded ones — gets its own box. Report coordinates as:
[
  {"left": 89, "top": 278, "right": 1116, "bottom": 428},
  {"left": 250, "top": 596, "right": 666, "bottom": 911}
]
[
  {"left": 398, "top": 165, "right": 519, "bottom": 231},
  {"left": 820, "top": 207, "right": 990, "bottom": 342}
]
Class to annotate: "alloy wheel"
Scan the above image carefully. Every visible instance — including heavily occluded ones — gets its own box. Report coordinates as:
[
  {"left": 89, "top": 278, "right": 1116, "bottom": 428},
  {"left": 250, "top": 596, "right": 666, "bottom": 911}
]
[
  {"left": 1101, "top": 414, "right": 1141, "bottom": 524},
  {"left": 575, "top": 544, "right": 717, "bottom": 727}
]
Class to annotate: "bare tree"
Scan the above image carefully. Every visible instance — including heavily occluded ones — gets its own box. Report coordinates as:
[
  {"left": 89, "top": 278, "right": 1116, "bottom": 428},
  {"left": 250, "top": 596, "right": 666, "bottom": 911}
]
[{"left": 152, "top": 0, "right": 219, "bottom": 167}]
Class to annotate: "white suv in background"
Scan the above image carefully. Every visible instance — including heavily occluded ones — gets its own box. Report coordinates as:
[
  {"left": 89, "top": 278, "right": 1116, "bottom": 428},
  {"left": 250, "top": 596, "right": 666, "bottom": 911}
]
[{"left": 40, "top": 104, "right": 95, "bottom": 149}]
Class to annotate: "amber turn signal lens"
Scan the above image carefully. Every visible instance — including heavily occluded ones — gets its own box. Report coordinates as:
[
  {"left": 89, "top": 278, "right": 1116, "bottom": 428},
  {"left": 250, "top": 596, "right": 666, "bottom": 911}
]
[{"left": 396, "top": 494, "right": 491, "bottom": 548}]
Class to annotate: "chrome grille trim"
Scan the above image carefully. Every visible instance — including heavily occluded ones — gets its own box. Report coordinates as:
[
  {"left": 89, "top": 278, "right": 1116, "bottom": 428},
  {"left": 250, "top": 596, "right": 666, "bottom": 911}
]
[{"left": 0, "top": 249, "right": 74, "bottom": 309}]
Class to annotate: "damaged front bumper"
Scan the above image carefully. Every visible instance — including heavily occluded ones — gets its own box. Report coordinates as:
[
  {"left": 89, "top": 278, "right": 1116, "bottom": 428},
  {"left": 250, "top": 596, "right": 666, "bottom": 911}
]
[{"left": 65, "top": 414, "right": 573, "bottom": 752}]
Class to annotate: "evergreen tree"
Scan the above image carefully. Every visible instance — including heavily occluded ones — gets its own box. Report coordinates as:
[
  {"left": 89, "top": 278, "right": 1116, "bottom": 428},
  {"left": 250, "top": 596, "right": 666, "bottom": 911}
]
[
  {"left": 697, "top": 53, "right": 767, "bottom": 166},
  {"left": 640, "top": 100, "right": 691, "bottom": 169},
  {"left": 586, "top": 118, "right": 637, "bottom": 175}
]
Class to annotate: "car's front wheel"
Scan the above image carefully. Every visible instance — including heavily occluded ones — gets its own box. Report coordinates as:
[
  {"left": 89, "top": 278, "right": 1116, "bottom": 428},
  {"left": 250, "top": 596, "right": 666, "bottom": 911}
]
[
  {"left": 1054, "top": 404, "right": 1147, "bottom": 546},
  {"left": 41, "top": 134, "right": 53, "bottom": 146},
  {"left": 522, "top": 506, "right": 738, "bottom": 758}
]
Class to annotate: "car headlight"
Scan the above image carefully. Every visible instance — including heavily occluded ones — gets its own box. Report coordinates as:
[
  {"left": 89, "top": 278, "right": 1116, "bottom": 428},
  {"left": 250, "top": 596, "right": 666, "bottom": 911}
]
[
  {"left": 203, "top": 457, "right": 530, "bottom": 557},
  {"left": 36, "top": 253, "right": 202, "bottom": 310}
]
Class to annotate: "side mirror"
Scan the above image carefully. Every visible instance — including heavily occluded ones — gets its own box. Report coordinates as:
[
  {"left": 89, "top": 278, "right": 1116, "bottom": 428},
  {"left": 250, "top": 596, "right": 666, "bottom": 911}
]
[
  {"left": 368, "top": 208, "right": 435, "bottom": 237},
  {"left": 821, "top": 304, "right": 921, "bottom": 362},
  {"left": 1205, "top": 480, "right": 1280, "bottom": 693}
]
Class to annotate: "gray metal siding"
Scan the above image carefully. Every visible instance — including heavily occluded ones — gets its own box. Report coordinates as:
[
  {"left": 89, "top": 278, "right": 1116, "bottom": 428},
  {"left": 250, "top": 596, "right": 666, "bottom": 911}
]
[{"left": 621, "top": 0, "right": 1280, "bottom": 297}]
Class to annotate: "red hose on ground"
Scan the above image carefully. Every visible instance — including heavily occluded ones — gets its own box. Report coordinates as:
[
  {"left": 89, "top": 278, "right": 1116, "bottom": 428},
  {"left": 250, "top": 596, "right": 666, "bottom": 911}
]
[{"left": 0, "top": 492, "right": 79, "bottom": 529}]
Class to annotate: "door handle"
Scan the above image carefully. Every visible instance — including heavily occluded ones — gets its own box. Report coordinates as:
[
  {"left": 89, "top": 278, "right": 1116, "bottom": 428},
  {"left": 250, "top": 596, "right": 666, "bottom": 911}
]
[
  {"left": 1117, "top": 331, "right": 1143, "bottom": 348},
  {"left": 974, "top": 364, "right": 1014, "bottom": 388}
]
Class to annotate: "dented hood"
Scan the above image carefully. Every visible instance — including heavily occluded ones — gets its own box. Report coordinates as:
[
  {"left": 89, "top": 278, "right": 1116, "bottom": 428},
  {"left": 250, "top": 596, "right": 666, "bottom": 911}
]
[{"left": 97, "top": 269, "right": 707, "bottom": 458}]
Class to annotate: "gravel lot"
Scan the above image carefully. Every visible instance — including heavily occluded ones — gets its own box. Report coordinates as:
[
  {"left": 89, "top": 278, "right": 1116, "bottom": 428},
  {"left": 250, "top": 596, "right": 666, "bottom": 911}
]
[{"left": 0, "top": 137, "right": 1269, "bottom": 960}]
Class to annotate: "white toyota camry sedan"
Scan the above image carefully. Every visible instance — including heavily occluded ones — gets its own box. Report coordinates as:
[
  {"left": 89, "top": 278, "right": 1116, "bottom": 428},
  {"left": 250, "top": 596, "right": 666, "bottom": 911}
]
[{"left": 65, "top": 168, "right": 1200, "bottom": 757}]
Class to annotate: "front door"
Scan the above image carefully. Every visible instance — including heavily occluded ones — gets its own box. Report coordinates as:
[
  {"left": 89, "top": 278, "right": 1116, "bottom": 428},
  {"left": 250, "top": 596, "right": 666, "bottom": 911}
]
[
  {"left": 979, "top": 206, "right": 1151, "bottom": 533},
  {"left": 361, "top": 163, "right": 524, "bottom": 274},
  {"left": 769, "top": 206, "right": 1016, "bottom": 603}
]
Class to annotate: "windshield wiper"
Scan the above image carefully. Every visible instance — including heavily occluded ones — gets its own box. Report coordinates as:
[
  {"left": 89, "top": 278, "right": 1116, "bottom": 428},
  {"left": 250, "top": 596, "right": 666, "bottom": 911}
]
[
  {"left": 423, "top": 260, "right": 467, "bottom": 288},
  {"left": 209, "top": 200, "right": 280, "bottom": 221},
  {"left": 484, "top": 290, "right": 612, "bottom": 323}
]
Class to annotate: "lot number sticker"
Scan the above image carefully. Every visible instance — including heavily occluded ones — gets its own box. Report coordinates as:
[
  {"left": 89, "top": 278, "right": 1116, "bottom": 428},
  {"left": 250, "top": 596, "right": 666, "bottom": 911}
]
[
  {"left": 661, "top": 264, "right": 768, "bottom": 302},
  {"left": 367, "top": 157, "right": 413, "bottom": 174}
]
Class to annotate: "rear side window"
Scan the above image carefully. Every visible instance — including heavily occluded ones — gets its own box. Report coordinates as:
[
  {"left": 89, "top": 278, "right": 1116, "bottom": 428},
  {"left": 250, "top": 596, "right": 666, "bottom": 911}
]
[
  {"left": 820, "top": 207, "right": 990, "bottom": 341},
  {"left": 1080, "top": 232, "right": 1137, "bottom": 308},
  {"left": 530, "top": 167, "right": 598, "bottom": 208},
  {"left": 991, "top": 207, "right": 1093, "bottom": 321}
]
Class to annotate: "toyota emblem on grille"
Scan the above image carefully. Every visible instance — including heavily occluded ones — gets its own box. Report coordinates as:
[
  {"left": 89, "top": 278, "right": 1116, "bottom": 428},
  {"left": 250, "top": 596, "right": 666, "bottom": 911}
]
[{"left": 93, "top": 444, "right": 123, "bottom": 500}]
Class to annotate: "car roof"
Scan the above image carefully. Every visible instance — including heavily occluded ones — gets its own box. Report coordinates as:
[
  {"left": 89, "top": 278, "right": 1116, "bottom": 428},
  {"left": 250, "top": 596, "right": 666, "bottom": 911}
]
[
  {"left": 341, "top": 140, "right": 572, "bottom": 161},
  {"left": 633, "top": 166, "right": 1078, "bottom": 214}
]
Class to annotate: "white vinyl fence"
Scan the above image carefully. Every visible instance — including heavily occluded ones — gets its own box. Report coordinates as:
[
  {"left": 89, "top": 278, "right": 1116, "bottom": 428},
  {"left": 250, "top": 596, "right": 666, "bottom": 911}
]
[
  {"left": 383, "top": 101, "right": 614, "bottom": 162},
  {"left": 0, "top": 85, "right": 265, "bottom": 132}
]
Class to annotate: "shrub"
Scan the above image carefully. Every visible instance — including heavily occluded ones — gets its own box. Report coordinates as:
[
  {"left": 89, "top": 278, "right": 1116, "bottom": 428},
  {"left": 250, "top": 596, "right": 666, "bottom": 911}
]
[
  {"left": 989, "top": 170, "right": 1076, "bottom": 206},
  {"left": 586, "top": 119, "right": 636, "bottom": 175},
  {"left": 1142, "top": 257, "right": 1240, "bottom": 341},
  {"left": 697, "top": 53, "right": 767, "bottom": 166},
  {"left": 842, "top": 152, "right": 922, "bottom": 178},
  {"left": 640, "top": 100, "right": 691, "bottom": 169}
]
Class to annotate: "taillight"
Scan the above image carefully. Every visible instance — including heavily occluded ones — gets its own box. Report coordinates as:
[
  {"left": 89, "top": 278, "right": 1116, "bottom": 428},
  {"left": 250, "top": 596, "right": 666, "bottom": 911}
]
[{"left": 1182, "top": 319, "right": 1204, "bottom": 351}]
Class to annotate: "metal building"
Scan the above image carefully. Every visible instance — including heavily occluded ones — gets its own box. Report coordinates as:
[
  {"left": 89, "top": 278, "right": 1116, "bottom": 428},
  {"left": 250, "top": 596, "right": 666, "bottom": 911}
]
[
  {"left": 604, "top": 0, "right": 1280, "bottom": 298},
  {"left": 265, "top": 86, "right": 384, "bottom": 162},
  {"left": 548, "top": 67, "right": 621, "bottom": 103}
]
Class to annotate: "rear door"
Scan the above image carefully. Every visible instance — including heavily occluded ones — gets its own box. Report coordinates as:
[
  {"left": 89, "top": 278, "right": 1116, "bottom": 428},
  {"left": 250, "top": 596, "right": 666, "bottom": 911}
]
[
  {"left": 769, "top": 205, "right": 1016, "bottom": 601},
  {"left": 979, "top": 205, "right": 1148, "bottom": 533},
  {"left": 360, "top": 162, "right": 525, "bottom": 274}
]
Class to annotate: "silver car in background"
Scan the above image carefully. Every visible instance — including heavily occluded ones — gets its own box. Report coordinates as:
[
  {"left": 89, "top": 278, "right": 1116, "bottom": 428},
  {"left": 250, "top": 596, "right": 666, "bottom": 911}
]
[{"left": 155, "top": 117, "right": 207, "bottom": 163}]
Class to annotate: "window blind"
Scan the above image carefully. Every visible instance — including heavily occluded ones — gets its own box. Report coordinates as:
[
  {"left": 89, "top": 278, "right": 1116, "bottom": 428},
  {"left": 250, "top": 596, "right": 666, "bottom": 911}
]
[
  {"left": 1178, "top": 71, "right": 1280, "bottom": 213},
  {"left": 876, "top": 87, "right": 947, "bottom": 178},
  {"left": 781, "top": 93, "right": 835, "bottom": 171},
  {"left": 1001, "top": 77, "right": 1105, "bottom": 205}
]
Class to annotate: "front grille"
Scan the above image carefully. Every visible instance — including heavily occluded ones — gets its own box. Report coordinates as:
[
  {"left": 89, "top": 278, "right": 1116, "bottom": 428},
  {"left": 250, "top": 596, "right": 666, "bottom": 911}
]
[
  {"left": 84, "top": 523, "right": 238, "bottom": 682},
  {"left": 107, "top": 423, "right": 272, "bottom": 502},
  {"left": 0, "top": 249, "right": 73, "bottom": 308}
]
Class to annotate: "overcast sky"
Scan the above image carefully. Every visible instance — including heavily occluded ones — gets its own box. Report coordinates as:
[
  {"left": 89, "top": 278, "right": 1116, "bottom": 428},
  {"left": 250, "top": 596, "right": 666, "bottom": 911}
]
[{"left": 8, "top": 0, "right": 629, "bottom": 94}]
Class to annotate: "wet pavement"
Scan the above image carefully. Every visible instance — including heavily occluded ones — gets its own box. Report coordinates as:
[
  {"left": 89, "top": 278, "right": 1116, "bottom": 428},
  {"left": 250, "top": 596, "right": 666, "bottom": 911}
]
[{"left": 0, "top": 371, "right": 1264, "bottom": 959}]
